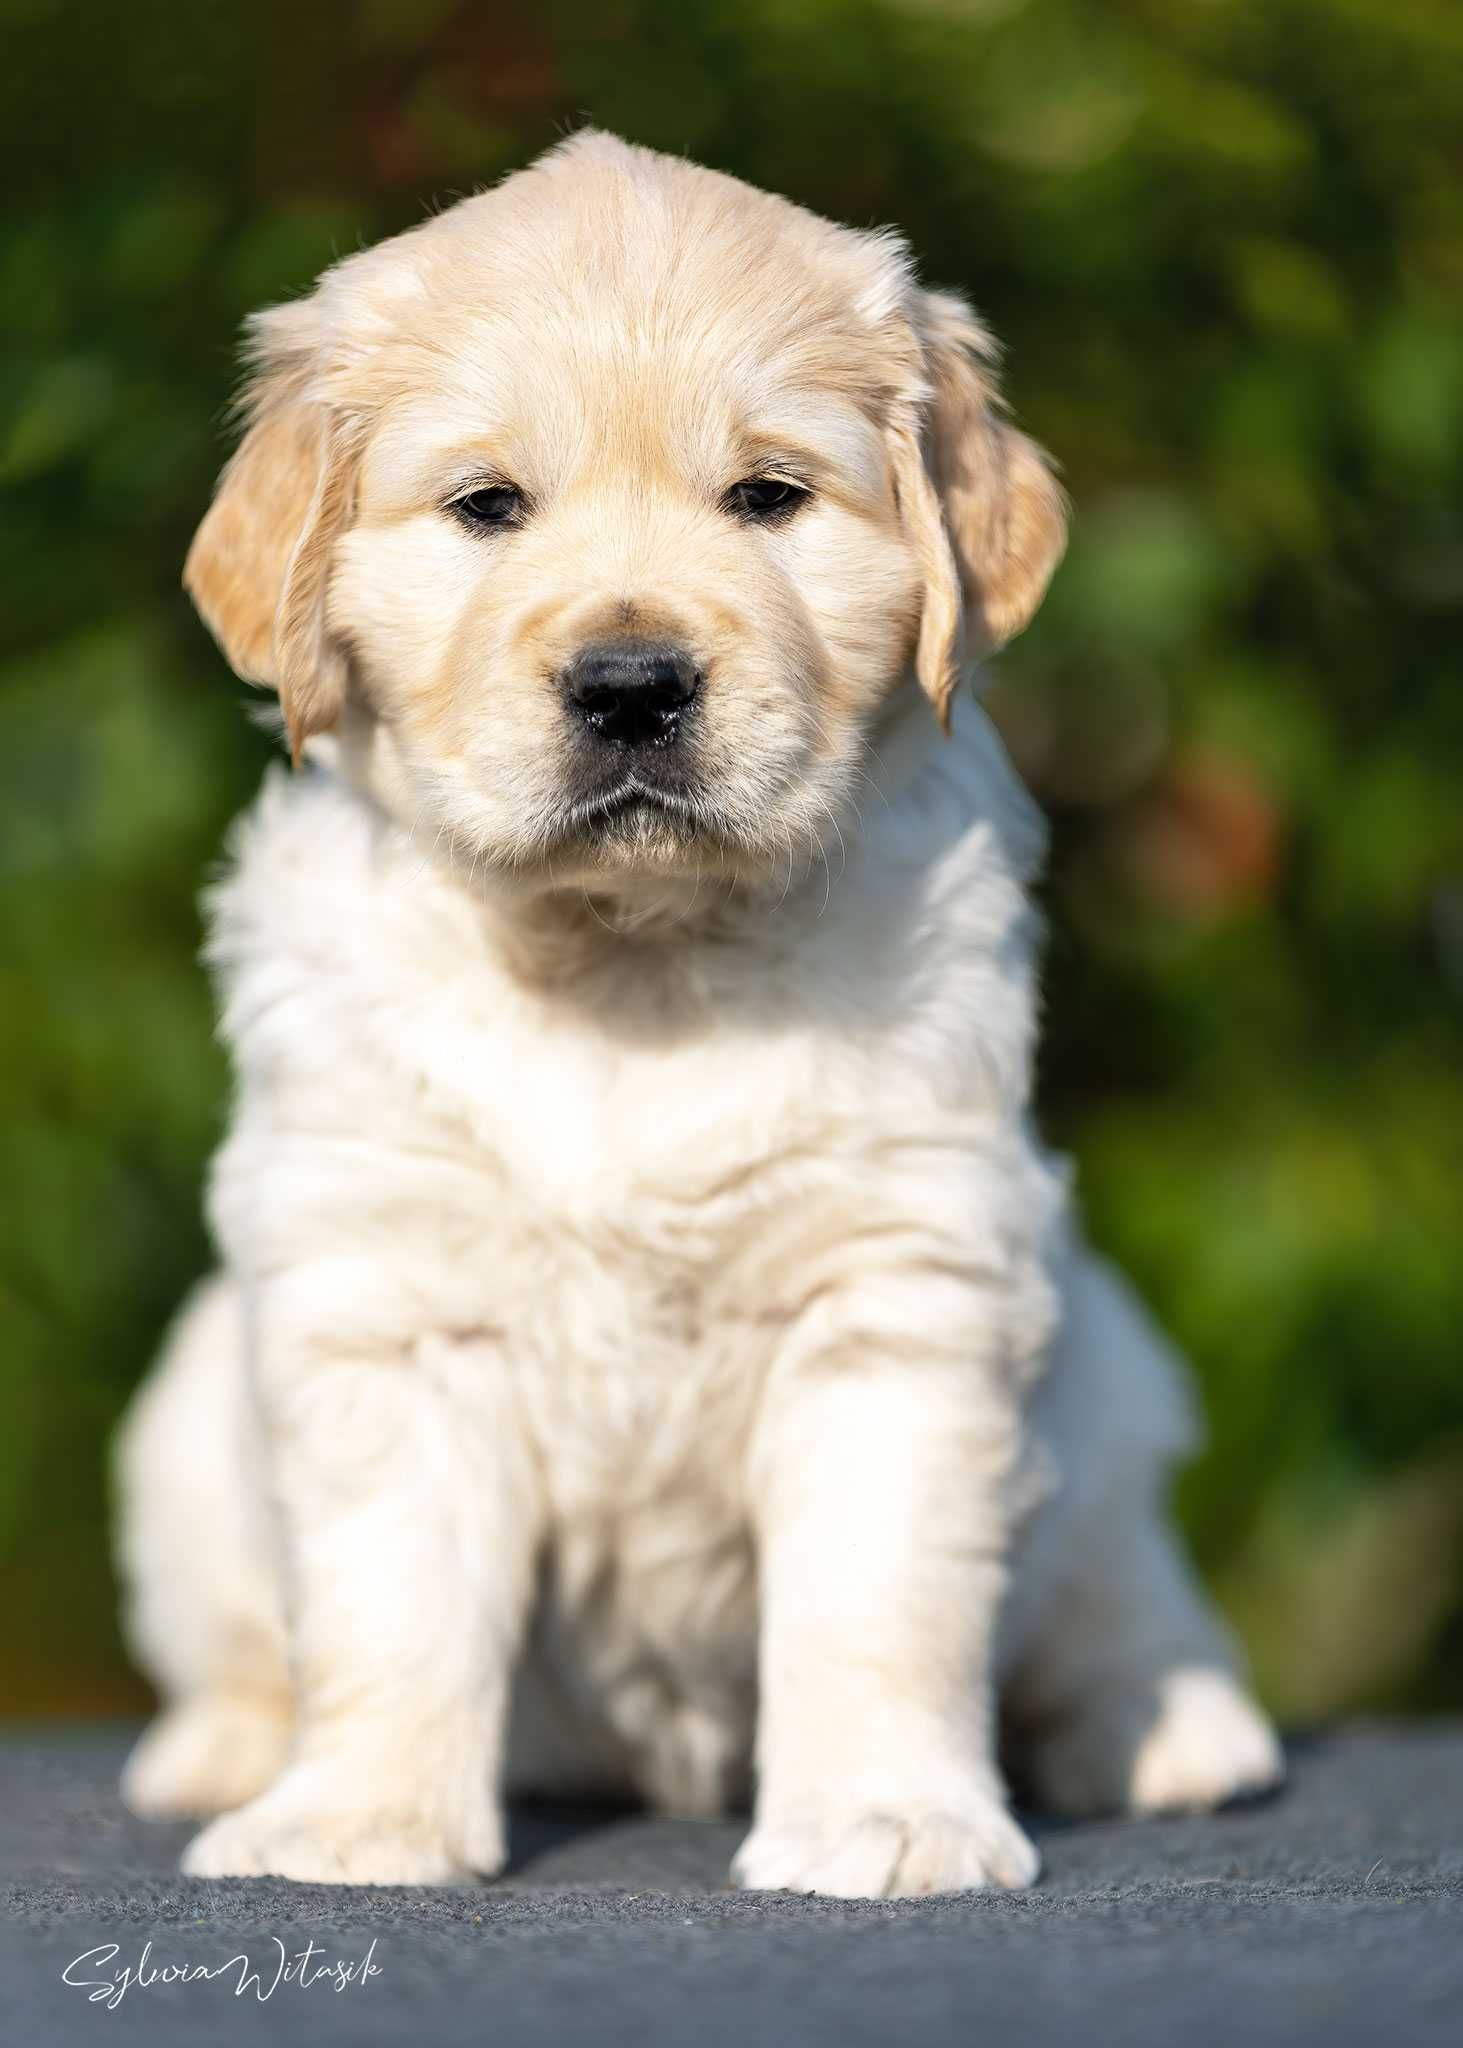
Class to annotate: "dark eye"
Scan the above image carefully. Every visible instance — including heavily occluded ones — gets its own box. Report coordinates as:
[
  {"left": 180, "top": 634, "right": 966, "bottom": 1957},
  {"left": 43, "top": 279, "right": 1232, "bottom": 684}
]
[
  {"left": 452, "top": 483, "right": 525, "bottom": 530},
  {"left": 726, "top": 477, "right": 809, "bottom": 522}
]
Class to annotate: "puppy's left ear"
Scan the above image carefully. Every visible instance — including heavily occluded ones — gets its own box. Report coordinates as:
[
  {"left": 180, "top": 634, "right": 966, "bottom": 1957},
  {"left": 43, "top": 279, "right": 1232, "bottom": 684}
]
[
  {"left": 891, "top": 290, "right": 1068, "bottom": 728},
  {"left": 184, "top": 301, "right": 357, "bottom": 763}
]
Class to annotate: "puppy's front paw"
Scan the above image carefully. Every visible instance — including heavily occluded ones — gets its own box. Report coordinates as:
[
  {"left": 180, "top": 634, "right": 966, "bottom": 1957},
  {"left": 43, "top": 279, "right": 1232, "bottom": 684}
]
[
  {"left": 733, "top": 1794, "right": 1039, "bottom": 1899},
  {"left": 179, "top": 1762, "right": 503, "bottom": 1886}
]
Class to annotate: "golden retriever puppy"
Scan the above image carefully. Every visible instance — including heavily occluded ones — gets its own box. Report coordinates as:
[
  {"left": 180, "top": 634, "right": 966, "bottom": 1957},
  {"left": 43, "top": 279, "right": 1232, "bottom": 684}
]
[{"left": 115, "top": 132, "right": 1281, "bottom": 1894}]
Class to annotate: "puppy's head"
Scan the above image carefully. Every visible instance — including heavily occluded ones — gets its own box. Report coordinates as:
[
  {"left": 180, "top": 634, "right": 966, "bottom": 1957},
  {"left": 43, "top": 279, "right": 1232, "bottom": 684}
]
[{"left": 187, "top": 133, "right": 1065, "bottom": 885}]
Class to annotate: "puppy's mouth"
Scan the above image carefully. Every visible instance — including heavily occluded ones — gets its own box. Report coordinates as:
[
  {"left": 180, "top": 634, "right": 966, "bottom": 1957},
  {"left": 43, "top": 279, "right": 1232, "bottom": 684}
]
[
  {"left": 559, "top": 774, "right": 716, "bottom": 850},
  {"left": 580, "top": 781, "right": 692, "bottom": 824}
]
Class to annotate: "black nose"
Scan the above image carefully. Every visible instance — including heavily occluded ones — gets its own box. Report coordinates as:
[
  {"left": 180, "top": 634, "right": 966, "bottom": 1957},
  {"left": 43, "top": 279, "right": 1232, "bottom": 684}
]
[{"left": 564, "top": 640, "right": 699, "bottom": 748}]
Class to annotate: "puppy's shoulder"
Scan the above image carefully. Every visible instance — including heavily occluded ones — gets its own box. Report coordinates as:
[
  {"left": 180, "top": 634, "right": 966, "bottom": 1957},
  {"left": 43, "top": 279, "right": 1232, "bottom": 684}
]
[
  {"left": 204, "top": 751, "right": 486, "bottom": 1058},
  {"left": 874, "top": 695, "right": 1045, "bottom": 893},
  {"left": 210, "top": 757, "right": 377, "bottom": 976},
  {"left": 836, "top": 697, "right": 1046, "bottom": 978},
  {"left": 807, "top": 697, "right": 1046, "bottom": 1110}
]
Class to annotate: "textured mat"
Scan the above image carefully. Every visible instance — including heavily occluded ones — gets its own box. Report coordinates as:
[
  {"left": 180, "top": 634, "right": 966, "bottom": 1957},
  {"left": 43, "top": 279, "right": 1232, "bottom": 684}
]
[{"left": 4, "top": 1721, "right": 1460, "bottom": 2046}]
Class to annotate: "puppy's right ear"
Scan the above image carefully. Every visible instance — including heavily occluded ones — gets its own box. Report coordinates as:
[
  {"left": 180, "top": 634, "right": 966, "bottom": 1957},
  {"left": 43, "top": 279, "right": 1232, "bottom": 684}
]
[
  {"left": 889, "top": 290, "right": 1067, "bottom": 730},
  {"left": 184, "top": 303, "right": 355, "bottom": 762}
]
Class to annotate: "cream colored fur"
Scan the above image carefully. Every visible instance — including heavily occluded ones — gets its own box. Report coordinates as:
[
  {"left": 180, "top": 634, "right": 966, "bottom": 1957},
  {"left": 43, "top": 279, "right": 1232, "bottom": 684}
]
[{"left": 115, "top": 133, "right": 1280, "bottom": 1896}]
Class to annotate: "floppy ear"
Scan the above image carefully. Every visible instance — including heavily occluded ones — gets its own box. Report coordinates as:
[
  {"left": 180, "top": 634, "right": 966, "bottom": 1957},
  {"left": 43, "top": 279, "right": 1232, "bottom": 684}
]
[
  {"left": 184, "top": 306, "right": 355, "bottom": 762},
  {"left": 891, "top": 290, "right": 1067, "bottom": 728}
]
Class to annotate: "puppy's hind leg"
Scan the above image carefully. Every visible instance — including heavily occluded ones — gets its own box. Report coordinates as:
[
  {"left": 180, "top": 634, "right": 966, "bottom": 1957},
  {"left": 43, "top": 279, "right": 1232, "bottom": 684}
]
[
  {"left": 1010, "top": 1254, "right": 1283, "bottom": 1819},
  {"left": 1015, "top": 1504, "right": 1284, "bottom": 1818},
  {"left": 115, "top": 1275, "right": 292, "bottom": 1820}
]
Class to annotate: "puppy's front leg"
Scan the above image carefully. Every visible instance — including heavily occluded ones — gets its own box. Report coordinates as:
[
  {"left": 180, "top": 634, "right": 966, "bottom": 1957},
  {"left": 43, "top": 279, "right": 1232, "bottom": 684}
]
[
  {"left": 182, "top": 1292, "right": 540, "bottom": 1886},
  {"left": 736, "top": 1317, "right": 1039, "bottom": 1899}
]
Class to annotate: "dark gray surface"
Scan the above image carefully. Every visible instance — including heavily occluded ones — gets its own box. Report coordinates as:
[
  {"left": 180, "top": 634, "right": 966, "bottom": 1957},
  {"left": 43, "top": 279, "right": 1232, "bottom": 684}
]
[{"left": 3, "top": 1722, "right": 1460, "bottom": 2046}]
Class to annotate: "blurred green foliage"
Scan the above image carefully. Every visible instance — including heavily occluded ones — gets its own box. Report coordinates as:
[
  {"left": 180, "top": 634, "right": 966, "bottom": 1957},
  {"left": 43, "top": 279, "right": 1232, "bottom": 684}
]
[{"left": 1, "top": 0, "right": 1459, "bottom": 1717}]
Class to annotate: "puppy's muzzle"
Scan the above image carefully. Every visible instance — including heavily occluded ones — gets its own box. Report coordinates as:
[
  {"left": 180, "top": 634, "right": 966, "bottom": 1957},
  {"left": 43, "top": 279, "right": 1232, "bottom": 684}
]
[{"left": 563, "top": 640, "right": 700, "bottom": 751}]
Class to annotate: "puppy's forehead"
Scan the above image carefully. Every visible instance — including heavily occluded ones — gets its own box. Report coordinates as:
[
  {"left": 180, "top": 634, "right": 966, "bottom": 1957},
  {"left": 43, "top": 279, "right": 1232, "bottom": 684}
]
[
  {"left": 428, "top": 134, "right": 906, "bottom": 349},
  {"left": 342, "top": 136, "right": 911, "bottom": 488}
]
